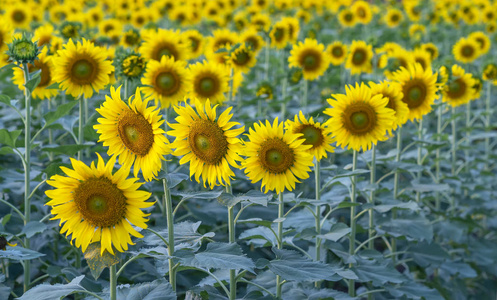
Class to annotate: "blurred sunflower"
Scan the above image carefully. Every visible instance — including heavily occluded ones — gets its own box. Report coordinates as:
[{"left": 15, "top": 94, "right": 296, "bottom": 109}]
[
  {"left": 99, "top": 18, "right": 122, "bottom": 37},
  {"left": 419, "top": 43, "right": 439, "bottom": 60},
  {"left": 46, "top": 154, "right": 153, "bottom": 255},
  {"left": 5, "top": 4, "right": 32, "bottom": 29},
  {"left": 324, "top": 83, "right": 395, "bottom": 152},
  {"left": 346, "top": 40, "right": 373, "bottom": 75},
  {"left": 411, "top": 48, "right": 432, "bottom": 70},
  {"left": 141, "top": 56, "right": 190, "bottom": 108},
  {"left": 442, "top": 65, "right": 476, "bottom": 107},
  {"left": 228, "top": 44, "right": 257, "bottom": 73},
  {"left": 242, "top": 118, "right": 313, "bottom": 193},
  {"left": 0, "top": 22, "right": 12, "bottom": 55},
  {"left": 241, "top": 27, "right": 265, "bottom": 53},
  {"left": 338, "top": 8, "right": 356, "bottom": 27},
  {"left": 33, "top": 24, "right": 54, "bottom": 50},
  {"left": 116, "top": 52, "right": 146, "bottom": 81},
  {"left": 120, "top": 28, "right": 141, "bottom": 49},
  {"left": 486, "top": 21, "right": 497, "bottom": 34},
  {"left": 393, "top": 63, "right": 438, "bottom": 121},
  {"left": 180, "top": 30, "right": 205, "bottom": 59},
  {"left": 468, "top": 31, "right": 491, "bottom": 55},
  {"left": 270, "top": 21, "right": 288, "bottom": 49},
  {"left": 140, "top": 29, "right": 189, "bottom": 62},
  {"left": 352, "top": 0, "right": 373, "bottom": 24},
  {"left": 94, "top": 86, "right": 171, "bottom": 182},
  {"left": 288, "top": 38, "right": 330, "bottom": 81},
  {"left": 472, "top": 77, "right": 483, "bottom": 99},
  {"left": 53, "top": 39, "right": 114, "bottom": 99},
  {"left": 483, "top": 63, "right": 497, "bottom": 84},
  {"left": 13, "top": 49, "right": 58, "bottom": 100},
  {"left": 251, "top": 13, "right": 271, "bottom": 32},
  {"left": 285, "top": 111, "right": 335, "bottom": 161},
  {"left": 404, "top": 0, "right": 422, "bottom": 22},
  {"left": 453, "top": 37, "right": 480, "bottom": 63},
  {"left": 409, "top": 24, "right": 425, "bottom": 41},
  {"left": 326, "top": 41, "right": 348, "bottom": 66},
  {"left": 168, "top": 99, "right": 244, "bottom": 189},
  {"left": 280, "top": 17, "right": 300, "bottom": 43},
  {"left": 369, "top": 81, "right": 409, "bottom": 131},
  {"left": 384, "top": 8, "right": 403, "bottom": 28},
  {"left": 206, "top": 29, "right": 238, "bottom": 65},
  {"left": 188, "top": 60, "right": 229, "bottom": 104}
]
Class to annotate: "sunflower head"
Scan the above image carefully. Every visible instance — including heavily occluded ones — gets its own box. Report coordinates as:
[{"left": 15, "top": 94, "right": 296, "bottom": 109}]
[
  {"left": 442, "top": 65, "right": 476, "bottom": 107},
  {"left": 46, "top": 154, "right": 154, "bottom": 255},
  {"left": 270, "top": 21, "right": 288, "bottom": 49},
  {"left": 188, "top": 60, "right": 229, "bottom": 104},
  {"left": 285, "top": 111, "right": 335, "bottom": 161},
  {"left": 121, "top": 28, "right": 141, "bottom": 48},
  {"left": 288, "top": 38, "right": 330, "bottom": 81},
  {"left": 324, "top": 83, "right": 396, "bottom": 151},
  {"left": 168, "top": 99, "right": 244, "bottom": 189},
  {"left": 453, "top": 37, "right": 480, "bottom": 64},
  {"left": 256, "top": 81, "right": 274, "bottom": 99},
  {"left": 0, "top": 235, "right": 16, "bottom": 250},
  {"left": 369, "top": 81, "right": 409, "bottom": 131},
  {"left": 346, "top": 40, "right": 373, "bottom": 75},
  {"left": 115, "top": 51, "right": 146, "bottom": 80},
  {"left": 227, "top": 43, "right": 257, "bottom": 73},
  {"left": 242, "top": 118, "right": 313, "bottom": 193},
  {"left": 60, "top": 21, "right": 82, "bottom": 40},
  {"left": 483, "top": 63, "right": 497, "bottom": 81},
  {"left": 7, "top": 34, "right": 39, "bottom": 64}
]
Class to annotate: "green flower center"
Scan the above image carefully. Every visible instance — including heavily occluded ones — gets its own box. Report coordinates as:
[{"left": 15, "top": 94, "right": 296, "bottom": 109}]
[
  {"left": 72, "top": 59, "right": 94, "bottom": 82},
  {"left": 274, "top": 28, "right": 284, "bottom": 41},
  {"left": 352, "top": 50, "right": 366, "bottom": 65},
  {"left": 200, "top": 78, "right": 215, "bottom": 92},
  {"left": 12, "top": 10, "right": 25, "bottom": 23},
  {"left": 300, "top": 125, "right": 323, "bottom": 147},
  {"left": 351, "top": 112, "right": 369, "bottom": 129},
  {"left": 259, "top": 138, "right": 295, "bottom": 173}
]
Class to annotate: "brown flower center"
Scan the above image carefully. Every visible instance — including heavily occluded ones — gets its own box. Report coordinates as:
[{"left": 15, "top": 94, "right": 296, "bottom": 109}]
[
  {"left": 188, "top": 119, "right": 228, "bottom": 165},
  {"left": 342, "top": 102, "right": 377, "bottom": 135},
  {"left": 70, "top": 58, "right": 97, "bottom": 85},
  {"left": 117, "top": 110, "right": 154, "bottom": 156},
  {"left": 258, "top": 138, "right": 295, "bottom": 173},
  {"left": 402, "top": 80, "right": 427, "bottom": 109}
]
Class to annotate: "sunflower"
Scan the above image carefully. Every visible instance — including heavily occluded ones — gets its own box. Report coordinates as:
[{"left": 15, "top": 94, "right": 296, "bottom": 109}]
[
  {"left": 369, "top": 81, "right": 409, "bottom": 131},
  {"left": 411, "top": 48, "right": 432, "bottom": 70},
  {"left": 5, "top": 4, "right": 32, "bottom": 29},
  {"left": 385, "top": 8, "right": 403, "bottom": 28},
  {"left": 326, "top": 41, "right": 348, "bottom": 66},
  {"left": 404, "top": 0, "right": 422, "bottom": 22},
  {"left": 442, "top": 65, "right": 476, "bottom": 107},
  {"left": 280, "top": 17, "right": 300, "bottom": 43},
  {"left": 472, "top": 77, "right": 483, "bottom": 99},
  {"left": 141, "top": 56, "right": 190, "bottom": 108},
  {"left": 486, "top": 21, "right": 497, "bottom": 34},
  {"left": 338, "top": 8, "right": 356, "bottom": 27},
  {"left": 85, "top": 6, "right": 104, "bottom": 28},
  {"left": 352, "top": 0, "right": 373, "bottom": 24},
  {"left": 188, "top": 60, "right": 229, "bottom": 104},
  {"left": 180, "top": 30, "right": 205, "bottom": 59},
  {"left": 419, "top": 43, "right": 439, "bottom": 60},
  {"left": 120, "top": 28, "right": 141, "bottom": 49},
  {"left": 383, "top": 47, "right": 415, "bottom": 79},
  {"left": 251, "top": 13, "right": 271, "bottom": 32},
  {"left": 482, "top": 5, "right": 496, "bottom": 23},
  {"left": 227, "top": 44, "right": 257, "bottom": 74},
  {"left": 53, "top": 39, "right": 114, "bottom": 99},
  {"left": 0, "top": 22, "right": 12, "bottom": 55},
  {"left": 270, "top": 21, "right": 288, "bottom": 49},
  {"left": 345, "top": 40, "right": 373, "bottom": 75},
  {"left": 288, "top": 39, "right": 330, "bottom": 81},
  {"left": 33, "top": 24, "right": 54, "bottom": 50},
  {"left": 140, "top": 29, "right": 189, "bottom": 62},
  {"left": 242, "top": 118, "right": 313, "bottom": 193},
  {"left": 168, "top": 99, "right": 244, "bottom": 189},
  {"left": 205, "top": 29, "right": 238, "bottom": 65},
  {"left": 483, "top": 63, "right": 497, "bottom": 84},
  {"left": 99, "top": 18, "right": 122, "bottom": 36},
  {"left": 324, "top": 83, "right": 395, "bottom": 152},
  {"left": 285, "top": 111, "right": 335, "bottom": 161},
  {"left": 468, "top": 31, "right": 491, "bottom": 55},
  {"left": 94, "top": 86, "right": 171, "bottom": 182},
  {"left": 45, "top": 154, "right": 153, "bottom": 255},
  {"left": 241, "top": 27, "right": 265, "bottom": 53},
  {"left": 409, "top": 24, "right": 425, "bottom": 41},
  {"left": 393, "top": 63, "right": 439, "bottom": 121},
  {"left": 453, "top": 37, "right": 480, "bottom": 63},
  {"left": 13, "top": 49, "right": 58, "bottom": 100},
  {"left": 131, "top": 8, "right": 152, "bottom": 28}
]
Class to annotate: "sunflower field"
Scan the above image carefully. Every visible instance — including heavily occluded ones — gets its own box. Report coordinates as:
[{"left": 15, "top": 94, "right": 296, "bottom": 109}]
[{"left": 1, "top": 0, "right": 497, "bottom": 299}]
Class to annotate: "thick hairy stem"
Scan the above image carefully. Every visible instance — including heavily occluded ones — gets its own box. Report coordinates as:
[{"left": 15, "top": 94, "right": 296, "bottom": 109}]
[{"left": 348, "top": 150, "right": 358, "bottom": 297}]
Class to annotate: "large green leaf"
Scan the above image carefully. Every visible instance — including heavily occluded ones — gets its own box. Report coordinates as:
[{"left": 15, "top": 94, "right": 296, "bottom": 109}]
[
  {"left": 408, "top": 242, "right": 450, "bottom": 267},
  {"left": 352, "top": 258, "right": 405, "bottom": 286},
  {"left": 265, "top": 248, "right": 354, "bottom": 282},
  {"left": 0, "top": 129, "right": 22, "bottom": 147},
  {"left": 43, "top": 101, "right": 78, "bottom": 126},
  {"left": 17, "top": 275, "right": 87, "bottom": 300},
  {"left": 41, "top": 143, "right": 94, "bottom": 156},
  {"left": 318, "top": 223, "right": 351, "bottom": 242},
  {"left": 239, "top": 226, "right": 277, "bottom": 247},
  {"left": 115, "top": 279, "right": 176, "bottom": 300},
  {"left": 386, "top": 281, "right": 444, "bottom": 300},
  {"left": 20, "top": 221, "right": 47, "bottom": 238},
  {"left": 0, "top": 246, "right": 45, "bottom": 260},
  {"left": 376, "top": 213, "right": 433, "bottom": 241},
  {"left": 144, "top": 221, "right": 214, "bottom": 251}
]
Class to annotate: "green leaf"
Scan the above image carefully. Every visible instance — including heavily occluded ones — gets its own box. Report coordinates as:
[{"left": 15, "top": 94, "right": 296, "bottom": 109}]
[
  {"left": 1, "top": 214, "right": 11, "bottom": 226},
  {"left": 0, "top": 129, "right": 22, "bottom": 147},
  {"left": 318, "top": 223, "right": 351, "bottom": 242},
  {"left": 352, "top": 259, "right": 405, "bottom": 286},
  {"left": 376, "top": 214, "right": 433, "bottom": 241},
  {"left": 17, "top": 275, "right": 88, "bottom": 300},
  {"left": 116, "top": 279, "right": 176, "bottom": 300},
  {"left": 144, "top": 221, "right": 214, "bottom": 251},
  {"left": 0, "top": 63, "right": 16, "bottom": 74},
  {"left": 267, "top": 248, "right": 346, "bottom": 282},
  {"left": 25, "top": 72, "right": 41, "bottom": 92},
  {"left": 44, "top": 82, "right": 60, "bottom": 90},
  {"left": 370, "top": 201, "right": 420, "bottom": 213},
  {"left": 236, "top": 190, "right": 272, "bottom": 206},
  {"left": 179, "top": 242, "right": 255, "bottom": 273},
  {"left": 386, "top": 281, "right": 444, "bottom": 300},
  {"left": 83, "top": 242, "right": 120, "bottom": 280},
  {"left": 0, "top": 246, "right": 45, "bottom": 260},
  {"left": 440, "top": 261, "right": 477, "bottom": 278},
  {"left": 20, "top": 221, "right": 47, "bottom": 238},
  {"left": 410, "top": 182, "right": 450, "bottom": 192},
  {"left": 239, "top": 226, "right": 277, "bottom": 246},
  {"left": 175, "top": 190, "right": 223, "bottom": 201},
  {"left": 408, "top": 242, "right": 450, "bottom": 267},
  {"left": 43, "top": 101, "right": 78, "bottom": 126},
  {"left": 0, "top": 147, "right": 13, "bottom": 155},
  {"left": 41, "top": 142, "right": 94, "bottom": 156},
  {"left": 336, "top": 201, "right": 362, "bottom": 209}
]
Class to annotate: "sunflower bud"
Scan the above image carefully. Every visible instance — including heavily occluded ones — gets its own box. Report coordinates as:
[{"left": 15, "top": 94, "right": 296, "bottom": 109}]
[
  {"left": 7, "top": 35, "right": 39, "bottom": 64},
  {"left": 121, "top": 54, "right": 146, "bottom": 78}
]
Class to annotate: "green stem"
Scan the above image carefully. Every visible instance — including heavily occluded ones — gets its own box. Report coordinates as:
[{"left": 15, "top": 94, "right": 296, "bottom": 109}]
[
  {"left": 84, "top": 97, "right": 89, "bottom": 158},
  {"left": 464, "top": 100, "right": 470, "bottom": 175},
  {"left": 392, "top": 126, "right": 402, "bottom": 261},
  {"left": 416, "top": 119, "right": 423, "bottom": 203},
  {"left": 368, "top": 144, "right": 376, "bottom": 250},
  {"left": 124, "top": 78, "right": 128, "bottom": 100},
  {"left": 485, "top": 83, "right": 491, "bottom": 171},
  {"left": 163, "top": 178, "right": 175, "bottom": 291},
  {"left": 301, "top": 79, "right": 308, "bottom": 107},
  {"left": 226, "top": 184, "right": 236, "bottom": 300},
  {"left": 451, "top": 106, "right": 457, "bottom": 176},
  {"left": 47, "top": 99, "right": 54, "bottom": 161},
  {"left": 280, "top": 77, "right": 287, "bottom": 119},
  {"left": 22, "top": 63, "right": 31, "bottom": 293},
  {"left": 264, "top": 38, "right": 269, "bottom": 80},
  {"left": 77, "top": 97, "right": 84, "bottom": 161},
  {"left": 110, "top": 265, "right": 117, "bottom": 300},
  {"left": 314, "top": 159, "right": 322, "bottom": 289},
  {"left": 276, "top": 192, "right": 284, "bottom": 299},
  {"left": 435, "top": 102, "right": 442, "bottom": 211},
  {"left": 348, "top": 150, "right": 358, "bottom": 297},
  {"left": 228, "top": 67, "right": 234, "bottom": 104}
]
